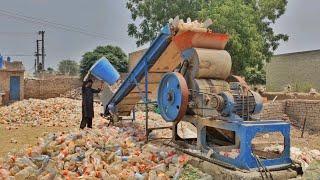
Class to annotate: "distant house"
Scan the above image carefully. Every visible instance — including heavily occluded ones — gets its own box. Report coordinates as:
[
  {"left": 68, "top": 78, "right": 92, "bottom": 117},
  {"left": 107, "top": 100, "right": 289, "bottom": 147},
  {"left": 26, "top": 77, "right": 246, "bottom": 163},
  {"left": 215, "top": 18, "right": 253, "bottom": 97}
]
[
  {"left": 0, "top": 60, "right": 25, "bottom": 105},
  {"left": 266, "top": 49, "right": 320, "bottom": 92}
]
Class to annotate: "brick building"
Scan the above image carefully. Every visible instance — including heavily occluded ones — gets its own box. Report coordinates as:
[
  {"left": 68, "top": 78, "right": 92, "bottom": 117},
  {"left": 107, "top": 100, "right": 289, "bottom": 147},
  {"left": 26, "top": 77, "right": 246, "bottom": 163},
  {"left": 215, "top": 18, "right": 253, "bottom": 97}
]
[
  {"left": 0, "top": 60, "right": 25, "bottom": 105},
  {"left": 266, "top": 49, "right": 320, "bottom": 92}
]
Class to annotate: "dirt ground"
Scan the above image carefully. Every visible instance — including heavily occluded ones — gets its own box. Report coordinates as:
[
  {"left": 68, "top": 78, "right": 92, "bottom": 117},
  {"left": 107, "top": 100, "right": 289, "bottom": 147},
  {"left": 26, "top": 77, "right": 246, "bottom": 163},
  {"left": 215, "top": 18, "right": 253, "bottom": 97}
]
[
  {"left": 290, "top": 125, "right": 320, "bottom": 150},
  {"left": 0, "top": 116, "right": 319, "bottom": 158},
  {"left": 0, "top": 125, "right": 69, "bottom": 157}
]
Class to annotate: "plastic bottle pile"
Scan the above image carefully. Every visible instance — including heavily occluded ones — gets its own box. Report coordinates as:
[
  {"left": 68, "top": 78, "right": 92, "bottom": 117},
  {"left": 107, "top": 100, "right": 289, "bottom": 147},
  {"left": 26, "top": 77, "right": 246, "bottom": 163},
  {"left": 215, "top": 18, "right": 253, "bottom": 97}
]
[
  {"left": 0, "top": 121, "right": 196, "bottom": 179},
  {"left": 0, "top": 98, "right": 84, "bottom": 128}
]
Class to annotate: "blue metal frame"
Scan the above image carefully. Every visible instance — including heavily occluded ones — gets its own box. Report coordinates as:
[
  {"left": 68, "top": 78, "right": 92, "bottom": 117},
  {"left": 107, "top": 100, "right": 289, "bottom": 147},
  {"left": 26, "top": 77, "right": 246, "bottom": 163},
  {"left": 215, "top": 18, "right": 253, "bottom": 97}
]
[
  {"left": 104, "top": 25, "right": 172, "bottom": 115},
  {"left": 202, "top": 120, "right": 292, "bottom": 170}
]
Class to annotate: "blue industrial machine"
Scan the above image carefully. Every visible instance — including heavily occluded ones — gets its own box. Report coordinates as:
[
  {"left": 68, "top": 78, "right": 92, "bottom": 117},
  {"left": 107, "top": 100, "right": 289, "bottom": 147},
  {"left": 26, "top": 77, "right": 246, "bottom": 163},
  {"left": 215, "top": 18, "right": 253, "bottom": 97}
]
[{"left": 102, "top": 21, "right": 293, "bottom": 171}]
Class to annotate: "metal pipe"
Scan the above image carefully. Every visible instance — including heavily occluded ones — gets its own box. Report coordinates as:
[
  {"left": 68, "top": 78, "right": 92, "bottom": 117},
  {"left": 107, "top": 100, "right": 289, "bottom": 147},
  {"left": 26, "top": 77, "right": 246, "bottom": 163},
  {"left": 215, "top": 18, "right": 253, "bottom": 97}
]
[{"left": 145, "top": 64, "right": 149, "bottom": 142}]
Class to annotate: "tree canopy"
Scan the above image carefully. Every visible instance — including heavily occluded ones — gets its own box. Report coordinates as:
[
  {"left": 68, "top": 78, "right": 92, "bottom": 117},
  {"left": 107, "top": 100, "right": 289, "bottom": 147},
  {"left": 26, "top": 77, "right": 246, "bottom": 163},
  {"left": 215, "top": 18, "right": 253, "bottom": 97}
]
[
  {"left": 79, "top": 45, "right": 128, "bottom": 79},
  {"left": 126, "top": 0, "right": 288, "bottom": 84},
  {"left": 58, "top": 60, "right": 79, "bottom": 76}
]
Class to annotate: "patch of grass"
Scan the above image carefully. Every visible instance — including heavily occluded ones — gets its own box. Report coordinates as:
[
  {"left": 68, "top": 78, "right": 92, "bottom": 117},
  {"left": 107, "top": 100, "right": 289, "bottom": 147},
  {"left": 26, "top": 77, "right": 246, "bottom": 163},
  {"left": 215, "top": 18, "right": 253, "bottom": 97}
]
[
  {"left": 180, "top": 164, "right": 203, "bottom": 180},
  {"left": 292, "top": 82, "right": 314, "bottom": 93}
]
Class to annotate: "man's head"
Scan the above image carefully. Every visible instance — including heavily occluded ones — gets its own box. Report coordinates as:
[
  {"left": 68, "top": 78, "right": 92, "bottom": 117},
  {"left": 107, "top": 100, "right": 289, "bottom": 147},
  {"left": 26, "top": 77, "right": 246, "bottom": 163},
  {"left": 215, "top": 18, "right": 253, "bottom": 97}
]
[{"left": 86, "top": 79, "right": 93, "bottom": 88}]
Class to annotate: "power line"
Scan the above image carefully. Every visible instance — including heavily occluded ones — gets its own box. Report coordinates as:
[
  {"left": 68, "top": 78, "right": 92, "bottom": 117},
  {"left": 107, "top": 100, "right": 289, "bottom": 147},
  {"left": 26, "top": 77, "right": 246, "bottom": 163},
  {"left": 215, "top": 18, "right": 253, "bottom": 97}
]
[
  {"left": 0, "top": 9, "right": 108, "bottom": 38},
  {"left": 0, "top": 9, "right": 122, "bottom": 41},
  {"left": 2, "top": 54, "right": 33, "bottom": 57},
  {"left": 0, "top": 32, "right": 35, "bottom": 35},
  {"left": 0, "top": 32, "right": 35, "bottom": 38}
]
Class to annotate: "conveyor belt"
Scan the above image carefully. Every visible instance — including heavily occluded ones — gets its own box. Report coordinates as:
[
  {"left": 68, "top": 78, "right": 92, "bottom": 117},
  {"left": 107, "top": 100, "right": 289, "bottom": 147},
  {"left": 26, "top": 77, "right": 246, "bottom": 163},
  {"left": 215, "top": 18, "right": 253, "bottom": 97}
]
[{"left": 104, "top": 24, "right": 229, "bottom": 116}]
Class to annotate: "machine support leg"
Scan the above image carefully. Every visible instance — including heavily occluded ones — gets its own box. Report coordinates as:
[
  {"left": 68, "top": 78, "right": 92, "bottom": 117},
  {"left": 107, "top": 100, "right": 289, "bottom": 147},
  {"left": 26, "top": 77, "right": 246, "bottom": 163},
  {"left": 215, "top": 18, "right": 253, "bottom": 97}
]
[
  {"left": 132, "top": 107, "right": 136, "bottom": 122},
  {"left": 144, "top": 64, "right": 149, "bottom": 142}
]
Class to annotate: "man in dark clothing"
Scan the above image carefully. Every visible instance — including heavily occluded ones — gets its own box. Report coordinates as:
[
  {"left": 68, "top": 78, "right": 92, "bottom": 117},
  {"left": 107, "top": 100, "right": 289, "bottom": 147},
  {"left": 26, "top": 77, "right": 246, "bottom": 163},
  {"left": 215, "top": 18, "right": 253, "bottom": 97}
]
[{"left": 80, "top": 79, "right": 101, "bottom": 129}]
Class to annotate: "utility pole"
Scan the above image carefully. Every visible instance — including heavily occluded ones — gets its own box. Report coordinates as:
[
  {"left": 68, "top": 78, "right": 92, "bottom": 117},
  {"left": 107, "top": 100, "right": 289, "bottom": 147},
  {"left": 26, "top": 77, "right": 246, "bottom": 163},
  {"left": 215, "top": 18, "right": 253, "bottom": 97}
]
[
  {"left": 39, "top": 31, "right": 45, "bottom": 70},
  {"left": 35, "top": 40, "right": 40, "bottom": 73},
  {"left": 34, "top": 31, "right": 45, "bottom": 73}
]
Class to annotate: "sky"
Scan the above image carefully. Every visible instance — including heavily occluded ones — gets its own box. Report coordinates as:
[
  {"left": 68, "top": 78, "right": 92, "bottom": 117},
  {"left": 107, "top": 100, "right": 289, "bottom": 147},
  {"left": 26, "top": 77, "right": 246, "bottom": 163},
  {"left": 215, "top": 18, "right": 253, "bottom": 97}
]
[{"left": 0, "top": 0, "right": 319, "bottom": 72}]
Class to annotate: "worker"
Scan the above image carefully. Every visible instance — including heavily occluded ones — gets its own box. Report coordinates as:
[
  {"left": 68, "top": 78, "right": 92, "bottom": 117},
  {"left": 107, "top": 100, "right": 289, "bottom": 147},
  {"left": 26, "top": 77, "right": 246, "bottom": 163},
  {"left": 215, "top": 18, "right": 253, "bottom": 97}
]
[{"left": 80, "top": 79, "right": 101, "bottom": 129}]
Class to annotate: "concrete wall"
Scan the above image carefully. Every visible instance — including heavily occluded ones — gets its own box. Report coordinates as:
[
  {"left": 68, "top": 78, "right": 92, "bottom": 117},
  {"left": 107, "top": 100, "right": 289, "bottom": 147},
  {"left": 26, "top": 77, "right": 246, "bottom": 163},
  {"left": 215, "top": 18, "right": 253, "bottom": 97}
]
[
  {"left": 266, "top": 50, "right": 320, "bottom": 92},
  {"left": 24, "top": 76, "right": 82, "bottom": 99}
]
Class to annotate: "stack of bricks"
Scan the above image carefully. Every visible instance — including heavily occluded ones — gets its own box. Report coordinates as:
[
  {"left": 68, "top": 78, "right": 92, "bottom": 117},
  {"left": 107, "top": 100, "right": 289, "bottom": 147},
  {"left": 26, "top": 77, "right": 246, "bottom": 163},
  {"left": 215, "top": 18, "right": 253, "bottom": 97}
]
[
  {"left": 257, "top": 99, "right": 320, "bottom": 131},
  {"left": 286, "top": 99, "right": 320, "bottom": 131},
  {"left": 24, "top": 76, "right": 82, "bottom": 99},
  {"left": 258, "top": 101, "right": 286, "bottom": 120}
]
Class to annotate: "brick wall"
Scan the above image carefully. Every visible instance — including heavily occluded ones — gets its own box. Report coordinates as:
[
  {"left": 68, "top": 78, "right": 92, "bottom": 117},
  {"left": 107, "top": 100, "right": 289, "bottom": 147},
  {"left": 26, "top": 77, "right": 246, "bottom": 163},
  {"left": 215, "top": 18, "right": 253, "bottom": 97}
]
[
  {"left": 286, "top": 100, "right": 320, "bottom": 131},
  {"left": 259, "top": 99, "right": 320, "bottom": 131},
  {"left": 0, "top": 70, "right": 24, "bottom": 105},
  {"left": 0, "top": 61, "right": 25, "bottom": 105},
  {"left": 259, "top": 101, "right": 286, "bottom": 120},
  {"left": 24, "top": 76, "right": 82, "bottom": 99}
]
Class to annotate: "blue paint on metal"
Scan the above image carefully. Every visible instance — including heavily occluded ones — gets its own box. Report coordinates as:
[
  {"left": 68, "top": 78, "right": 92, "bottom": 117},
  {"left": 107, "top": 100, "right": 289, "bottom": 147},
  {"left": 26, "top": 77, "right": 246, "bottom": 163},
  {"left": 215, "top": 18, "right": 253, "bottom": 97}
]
[
  {"left": 105, "top": 25, "right": 172, "bottom": 114},
  {"left": 9, "top": 76, "right": 20, "bottom": 101},
  {"left": 207, "top": 120, "right": 292, "bottom": 170},
  {"left": 251, "top": 91, "right": 264, "bottom": 114},
  {"left": 158, "top": 73, "right": 183, "bottom": 122},
  {"left": 89, "top": 57, "right": 120, "bottom": 85},
  {"left": 181, "top": 48, "right": 195, "bottom": 61},
  {"left": 219, "top": 92, "right": 242, "bottom": 121},
  {"left": 0, "top": 54, "right": 3, "bottom": 69}
]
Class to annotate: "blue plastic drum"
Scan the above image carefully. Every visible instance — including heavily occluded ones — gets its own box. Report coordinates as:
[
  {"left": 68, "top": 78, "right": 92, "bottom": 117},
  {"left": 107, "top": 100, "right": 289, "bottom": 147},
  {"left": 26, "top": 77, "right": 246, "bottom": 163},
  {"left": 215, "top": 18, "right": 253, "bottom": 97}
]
[{"left": 89, "top": 57, "right": 120, "bottom": 85}]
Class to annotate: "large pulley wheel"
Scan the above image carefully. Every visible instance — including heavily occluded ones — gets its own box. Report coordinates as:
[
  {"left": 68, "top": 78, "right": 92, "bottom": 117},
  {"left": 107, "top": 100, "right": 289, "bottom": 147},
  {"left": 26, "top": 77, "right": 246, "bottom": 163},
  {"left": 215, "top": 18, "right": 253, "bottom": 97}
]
[{"left": 157, "top": 72, "right": 189, "bottom": 122}]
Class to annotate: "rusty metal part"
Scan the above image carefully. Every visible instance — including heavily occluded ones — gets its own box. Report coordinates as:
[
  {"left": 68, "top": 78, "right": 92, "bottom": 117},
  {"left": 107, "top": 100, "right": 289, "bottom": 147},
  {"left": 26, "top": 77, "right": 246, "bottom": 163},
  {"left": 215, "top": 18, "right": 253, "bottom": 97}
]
[
  {"left": 189, "top": 48, "right": 232, "bottom": 80},
  {"left": 173, "top": 31, "right": 229, "bottom": 51},
  {"left": 227, "top": 75, "right": 250, "bottom": 91},
  {"left": 174, "top": 72, "right": 189, "bottom": 122},
  {"left": 157, "top": 72, "right": 189, "bottom": 122},
  {"left": 186, "top": 79, "right": 229, "bottom": 117}
]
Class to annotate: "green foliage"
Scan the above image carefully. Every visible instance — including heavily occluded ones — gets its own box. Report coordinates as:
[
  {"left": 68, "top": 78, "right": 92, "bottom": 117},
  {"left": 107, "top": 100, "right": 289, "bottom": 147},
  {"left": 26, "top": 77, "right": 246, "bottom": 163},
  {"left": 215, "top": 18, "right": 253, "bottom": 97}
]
[
  {"left": 180, "top": 164, "right": 203, "bottom": 180},
  {"left": 292, "top": 82, "right": 314, "bottom": 93},
  {"left": 79, "top": 45, "right": 128, "bottom": 79},
  {"left": 58, "top": 60, "right": 79, "bottom": 76},
  {"left": 126, "top": 0, "right": 202, "bottom": 46},
  {"left": 126, "top": 0, "right": 288, "bottom": 84},
  {"left": 47, "top": 67, "right": 55, "bottom": 73},
  {"left": 244, "top": 66, "right": 266, "bottom": 85}
]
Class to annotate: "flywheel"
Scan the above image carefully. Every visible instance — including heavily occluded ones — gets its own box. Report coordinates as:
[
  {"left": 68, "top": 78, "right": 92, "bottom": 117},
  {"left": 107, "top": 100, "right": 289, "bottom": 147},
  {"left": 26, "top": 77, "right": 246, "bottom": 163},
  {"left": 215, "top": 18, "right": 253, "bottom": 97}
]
[{"left": 157, "top": 72, "right": 189, "bottom": 122}]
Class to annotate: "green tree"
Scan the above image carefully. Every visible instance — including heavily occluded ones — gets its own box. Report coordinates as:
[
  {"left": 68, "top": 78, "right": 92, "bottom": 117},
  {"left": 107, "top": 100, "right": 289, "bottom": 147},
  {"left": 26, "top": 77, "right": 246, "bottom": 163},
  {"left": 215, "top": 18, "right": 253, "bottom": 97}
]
[
  {"left": 244, "top": 66, "right": 266, "bottom": 85},
  {"left": 58, "top": 60, "right": 79, "bottom": 76},
  {"left": 79, "top": 45, "right": 128, "bottom": 79},
  {"left": 127, "top": 0, "right": 201, "bottom": 47},
  {"left": 126, "top": 0, "right": 288, "bottom": 84},
  {"left": 47, "top": 67, "right": 55, "bottom": 74}
]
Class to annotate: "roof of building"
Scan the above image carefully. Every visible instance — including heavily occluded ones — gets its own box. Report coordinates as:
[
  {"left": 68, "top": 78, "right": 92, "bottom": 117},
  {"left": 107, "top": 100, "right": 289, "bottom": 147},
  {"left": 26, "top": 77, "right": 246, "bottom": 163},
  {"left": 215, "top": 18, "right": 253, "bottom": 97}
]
[
  {"left": 275, "top": 49, "right": 320, "bottom": 57},
  {"left": 0, "top": 61, "right": 25, "bottom": 72}
]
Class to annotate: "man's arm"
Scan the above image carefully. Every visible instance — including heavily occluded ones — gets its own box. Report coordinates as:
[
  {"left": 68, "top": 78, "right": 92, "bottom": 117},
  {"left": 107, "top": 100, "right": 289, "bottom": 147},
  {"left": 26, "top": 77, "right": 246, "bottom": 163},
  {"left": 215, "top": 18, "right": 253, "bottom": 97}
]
[{"left": 91, "top": 88, "right": 101, "bottom": 94}]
